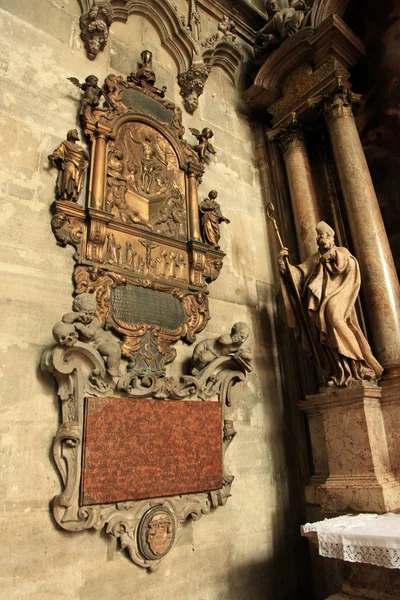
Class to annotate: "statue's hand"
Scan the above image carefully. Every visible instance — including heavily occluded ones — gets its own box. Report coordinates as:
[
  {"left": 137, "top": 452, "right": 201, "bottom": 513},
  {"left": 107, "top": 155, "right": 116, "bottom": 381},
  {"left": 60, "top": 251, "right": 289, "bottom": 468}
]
[
  {"left": 278, "top": 248, "right": 289, "bottom": 274},
  {"left": 321, "top": 249, "right": 336, "bottom": 264}
]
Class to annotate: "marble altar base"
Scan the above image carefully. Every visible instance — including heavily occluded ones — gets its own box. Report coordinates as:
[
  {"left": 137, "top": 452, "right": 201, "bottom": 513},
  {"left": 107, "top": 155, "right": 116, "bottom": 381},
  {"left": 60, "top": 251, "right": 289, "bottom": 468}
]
[{"left": 300, "top": 382, "right": 400, "bottom": 513}]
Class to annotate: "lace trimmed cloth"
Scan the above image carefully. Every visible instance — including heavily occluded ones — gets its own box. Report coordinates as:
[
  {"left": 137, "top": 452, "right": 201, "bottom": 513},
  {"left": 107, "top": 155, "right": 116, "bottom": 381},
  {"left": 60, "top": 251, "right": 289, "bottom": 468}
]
[{"left": 302, "top": 513, "right": 400, "bottom": 569}]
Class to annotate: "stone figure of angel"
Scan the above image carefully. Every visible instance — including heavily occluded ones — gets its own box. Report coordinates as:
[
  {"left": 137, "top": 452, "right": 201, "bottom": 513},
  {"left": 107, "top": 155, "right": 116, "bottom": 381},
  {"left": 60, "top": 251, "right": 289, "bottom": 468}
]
[
  {"left": 67, "top": 74, "right": 103, "bottom": 116},
  {"left": 189, "top": 127, "right": 216, "bottom": 162}
]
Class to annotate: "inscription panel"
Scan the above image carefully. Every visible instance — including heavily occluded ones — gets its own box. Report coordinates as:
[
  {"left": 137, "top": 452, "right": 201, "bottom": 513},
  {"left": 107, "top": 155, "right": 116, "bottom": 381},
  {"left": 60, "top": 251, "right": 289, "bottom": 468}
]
[
  {"left": 111, "top": 285, "right": 186, "bottom": 329},
  {"left": 81, "top": 397, "right": 223, "bottom": 505},
  {"left": 122, "top": 88, "right": 173, "bottom": 126}
]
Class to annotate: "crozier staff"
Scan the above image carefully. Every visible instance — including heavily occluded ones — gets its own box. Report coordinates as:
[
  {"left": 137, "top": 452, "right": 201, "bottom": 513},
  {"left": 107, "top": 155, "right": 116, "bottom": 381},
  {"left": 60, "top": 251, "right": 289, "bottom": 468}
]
[{"left": 278, "top": 220, "right": 383, "bottom": 387}]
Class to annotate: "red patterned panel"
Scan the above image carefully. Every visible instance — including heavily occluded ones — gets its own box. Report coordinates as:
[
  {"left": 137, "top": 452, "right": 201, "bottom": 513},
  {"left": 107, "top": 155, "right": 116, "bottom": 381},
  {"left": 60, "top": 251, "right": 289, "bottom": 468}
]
[{"left": 81, "top": 397, "right": 223, "bottom": 505}]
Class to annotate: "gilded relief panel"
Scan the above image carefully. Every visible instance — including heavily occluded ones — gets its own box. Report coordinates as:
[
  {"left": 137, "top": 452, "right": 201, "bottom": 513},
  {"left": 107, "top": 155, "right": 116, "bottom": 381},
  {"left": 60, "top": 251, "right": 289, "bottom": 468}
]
[
  {"left": 106, "top": 122, "right": 187, "bottom": 241},
  {"left": 98, "top": 229, "right": 188, "bottom": 283}
]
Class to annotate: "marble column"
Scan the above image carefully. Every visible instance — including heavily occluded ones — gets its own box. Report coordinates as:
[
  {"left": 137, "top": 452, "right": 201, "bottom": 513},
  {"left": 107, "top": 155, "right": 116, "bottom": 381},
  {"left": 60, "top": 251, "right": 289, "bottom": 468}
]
[
  {"left": 279, "top": 127, "right": 321, "bottom": 262},
  {"left": 187, "top": 169, "right": 201, "bottom": 242},
  {"left": 90, "top": 132, "right": 108, "bottom": 210},
  {"left": 324, "top": 89, "right": 400, "bottom": 381}
]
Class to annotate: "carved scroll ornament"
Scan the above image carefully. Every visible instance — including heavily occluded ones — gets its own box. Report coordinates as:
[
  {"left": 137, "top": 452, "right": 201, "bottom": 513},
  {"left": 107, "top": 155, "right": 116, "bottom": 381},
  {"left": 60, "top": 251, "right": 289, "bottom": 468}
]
[{"left": 41, "top": 316, "right": 251, "bottom": 568}]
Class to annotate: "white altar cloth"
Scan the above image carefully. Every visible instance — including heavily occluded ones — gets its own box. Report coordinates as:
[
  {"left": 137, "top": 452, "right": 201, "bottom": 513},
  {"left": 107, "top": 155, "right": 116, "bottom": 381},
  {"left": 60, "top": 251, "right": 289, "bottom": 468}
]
[{"left": 302, "top": 513, "right": 400, "bottom": 569}]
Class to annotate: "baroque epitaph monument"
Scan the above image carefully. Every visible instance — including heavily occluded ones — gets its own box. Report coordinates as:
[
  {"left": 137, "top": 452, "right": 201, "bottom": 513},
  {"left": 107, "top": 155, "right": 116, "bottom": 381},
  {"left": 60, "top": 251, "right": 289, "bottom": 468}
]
[{"left": 43, "top": 52, "right": 251, "bottom": 569}]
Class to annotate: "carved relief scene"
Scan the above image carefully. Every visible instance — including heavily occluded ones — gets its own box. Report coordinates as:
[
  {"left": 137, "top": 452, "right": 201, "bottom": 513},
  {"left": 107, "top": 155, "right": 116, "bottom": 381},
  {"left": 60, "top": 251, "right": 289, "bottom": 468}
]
[{"left": 106, "top": 123, "right": 187, "bottom": 240}]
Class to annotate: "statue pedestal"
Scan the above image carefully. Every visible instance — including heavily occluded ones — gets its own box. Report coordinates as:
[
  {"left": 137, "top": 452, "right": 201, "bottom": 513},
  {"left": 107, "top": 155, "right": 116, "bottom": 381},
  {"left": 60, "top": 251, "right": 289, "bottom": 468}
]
[{"left": 300, "top": 382, "right": 400, "bottom": 513}]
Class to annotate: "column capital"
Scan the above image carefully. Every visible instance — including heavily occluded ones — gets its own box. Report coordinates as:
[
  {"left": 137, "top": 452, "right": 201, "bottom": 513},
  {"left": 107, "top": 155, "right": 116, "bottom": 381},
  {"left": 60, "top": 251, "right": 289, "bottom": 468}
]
[
  {"left": 309, "top": 77, "right": 362, "bottom": 123},
  {"left": 267, "top": 113, "right": 305, "bottom": 156}
]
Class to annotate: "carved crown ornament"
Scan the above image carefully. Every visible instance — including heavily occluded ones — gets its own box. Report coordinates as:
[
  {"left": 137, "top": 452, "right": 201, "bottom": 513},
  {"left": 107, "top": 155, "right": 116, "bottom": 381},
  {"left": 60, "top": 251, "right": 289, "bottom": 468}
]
[
  {"left": 43, "top": 52, "right": 252, "bottom": 568},
  {"left": 77, "top": 0, "right": 243, "bottom": 113}
]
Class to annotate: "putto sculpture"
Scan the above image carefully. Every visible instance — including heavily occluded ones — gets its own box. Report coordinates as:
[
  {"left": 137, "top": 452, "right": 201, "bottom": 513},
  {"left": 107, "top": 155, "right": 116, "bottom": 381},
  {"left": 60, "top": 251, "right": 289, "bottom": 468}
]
[
  {"left": 61, "top": 293, "right": 122, "bottom": 377},
  {"left": 191, "top": 322, "right": 251, "bottom": 375},
  {"left": 190, "top": 127, "right": 216, "bottom": 162},
  {"left": 278, "top": 221, "right": 383, "bottom": 387},
  {"left": 199, "top": 190, "right": 230, "bottom": 248},
  {"left": 48, "top": 129, "right": 89, "bottom": 202},
  {"left": 68, "top": 75, "right": 104, "bottom": 117}
]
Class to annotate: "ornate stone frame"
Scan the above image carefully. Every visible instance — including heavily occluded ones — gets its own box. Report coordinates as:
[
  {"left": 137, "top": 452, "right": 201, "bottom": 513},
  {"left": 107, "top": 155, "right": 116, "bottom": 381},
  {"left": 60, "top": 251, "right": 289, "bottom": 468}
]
[
  {"left": 41, "top": 339, "right": 247, "bottom": 568},
  {"left": 44, "top": 57, "right": 251, "bottom": 567}
]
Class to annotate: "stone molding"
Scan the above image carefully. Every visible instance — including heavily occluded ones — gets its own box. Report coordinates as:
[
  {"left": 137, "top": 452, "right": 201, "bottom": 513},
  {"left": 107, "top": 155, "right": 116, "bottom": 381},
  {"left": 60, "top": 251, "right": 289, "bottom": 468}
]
[
  {"left": 300, "top": 383, "right": 400, "bottom": 513},
  {"left": 244, "top": 14, "right": 364, "bottom": 125}
]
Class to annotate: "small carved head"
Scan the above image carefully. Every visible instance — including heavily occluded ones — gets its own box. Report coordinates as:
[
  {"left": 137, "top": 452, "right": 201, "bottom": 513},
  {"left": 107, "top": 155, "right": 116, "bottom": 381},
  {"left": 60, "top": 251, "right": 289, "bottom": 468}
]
[
  {"left": 316, "top": 221, "right": 335, "bottom": 252},
  {"left": 52, "top": 321, "right": 79, "bottom": 347},
  {"left": 67, "top": 129, "right": 80, "bottom": 142},
  {"left": 208, "top": 190, "right": 218, "bottom": 200},
  {"left": 186, "top": 92, "right": 199, "bottom": 112},
  {"left": 231, "top": 322, "right": 249, "bottom": 344},
  {"left": 214, "top": 259, "right": 223, "bottom": 272},
  {"left": 196, "top": 291, "right": 206, "bottom": 305},
  {"left": 85, "top": 74, "right": 99, "bottom": 87},
  {"left": 202, "top": 128, "right": 214, "bottom": 139},
  {"left": 72, "top": 293, "right": 97, "bottom": 323},
  {"left": 127, "top": 162, "right": 137, "bottom": 174},
  {"left": 113, "top": 148, "right": 124, "bottom": 160},
  {"left": 265, "top": 0, "right": 279, "bottom": 14},
  {"left": 88, "top": 5, "right": 99, "bottom": 19}
]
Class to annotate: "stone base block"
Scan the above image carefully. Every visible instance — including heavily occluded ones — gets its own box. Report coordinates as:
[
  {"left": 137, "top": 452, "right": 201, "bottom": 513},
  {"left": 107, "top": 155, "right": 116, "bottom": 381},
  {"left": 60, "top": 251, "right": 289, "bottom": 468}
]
[{"left": 300, "top": 382, "right": 400, "bottom": 513}]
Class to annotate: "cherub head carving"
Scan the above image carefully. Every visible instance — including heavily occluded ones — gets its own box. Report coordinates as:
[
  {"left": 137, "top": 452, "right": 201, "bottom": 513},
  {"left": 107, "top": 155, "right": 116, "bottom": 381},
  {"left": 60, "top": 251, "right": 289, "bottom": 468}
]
[
  {"left": 72, "top": 293, "right": 97, "bottom": 324},
  {"left": 231, "top": 322, "right": 249, "bottom": 344}
]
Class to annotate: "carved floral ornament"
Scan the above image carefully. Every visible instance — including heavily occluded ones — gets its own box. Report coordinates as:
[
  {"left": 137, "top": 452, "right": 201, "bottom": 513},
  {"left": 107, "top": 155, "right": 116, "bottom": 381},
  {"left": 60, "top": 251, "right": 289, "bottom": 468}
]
[
  {"left": 77, "top": 0, "right": 243, "bottom": 113},
  {"left": 44, "top": 52, "right": 251, "bottom": 568}
]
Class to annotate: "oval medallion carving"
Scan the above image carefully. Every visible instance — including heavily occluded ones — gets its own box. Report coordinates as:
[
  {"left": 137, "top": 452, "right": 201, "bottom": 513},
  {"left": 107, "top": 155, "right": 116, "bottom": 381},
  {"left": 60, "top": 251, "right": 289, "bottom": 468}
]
[{"left": 138, "top": 506, "right": 175, "bottom": 560}]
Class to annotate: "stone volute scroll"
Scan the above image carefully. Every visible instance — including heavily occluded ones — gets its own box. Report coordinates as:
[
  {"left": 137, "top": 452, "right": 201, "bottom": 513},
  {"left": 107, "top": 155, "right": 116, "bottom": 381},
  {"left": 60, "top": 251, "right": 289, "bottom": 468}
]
[
  {"left": 43, "top": 51, "right": 251, "bottom": 569},
  {"left": 276, "top": 220, "right": 383, "bottom": 388}
]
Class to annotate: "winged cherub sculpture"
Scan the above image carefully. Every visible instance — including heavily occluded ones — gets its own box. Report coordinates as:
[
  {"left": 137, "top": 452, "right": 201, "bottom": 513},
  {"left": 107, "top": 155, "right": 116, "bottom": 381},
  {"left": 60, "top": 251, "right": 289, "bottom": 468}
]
[{"left": 189, "top": 127, "right": 216, "bottom": 162}]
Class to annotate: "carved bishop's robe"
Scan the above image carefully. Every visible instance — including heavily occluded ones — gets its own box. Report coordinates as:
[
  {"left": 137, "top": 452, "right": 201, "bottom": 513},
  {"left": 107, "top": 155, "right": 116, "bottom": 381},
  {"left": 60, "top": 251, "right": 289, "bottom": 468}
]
[{"left": 282, "top": 246, "right": 383, "bottom": 386}]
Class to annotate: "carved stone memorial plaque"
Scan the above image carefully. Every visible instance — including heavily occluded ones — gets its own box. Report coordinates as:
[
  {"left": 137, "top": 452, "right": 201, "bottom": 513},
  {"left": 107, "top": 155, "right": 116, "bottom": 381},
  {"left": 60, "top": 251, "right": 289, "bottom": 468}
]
[
  {"left": 111, "top": 285, "right": 186, "bottom": 330},
  {"left": 43, "top": 51, "right": 251, "bottom": 569},
  {"left": 81, "top": 397, "right": 223, "bottom": 505}
]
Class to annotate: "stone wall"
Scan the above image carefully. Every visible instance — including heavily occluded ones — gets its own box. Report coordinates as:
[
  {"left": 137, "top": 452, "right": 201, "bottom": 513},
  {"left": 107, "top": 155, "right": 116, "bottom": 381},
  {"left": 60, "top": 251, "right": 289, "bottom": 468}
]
[{"left": 0, "top": 1, "right": 309, "bottom": 598}]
